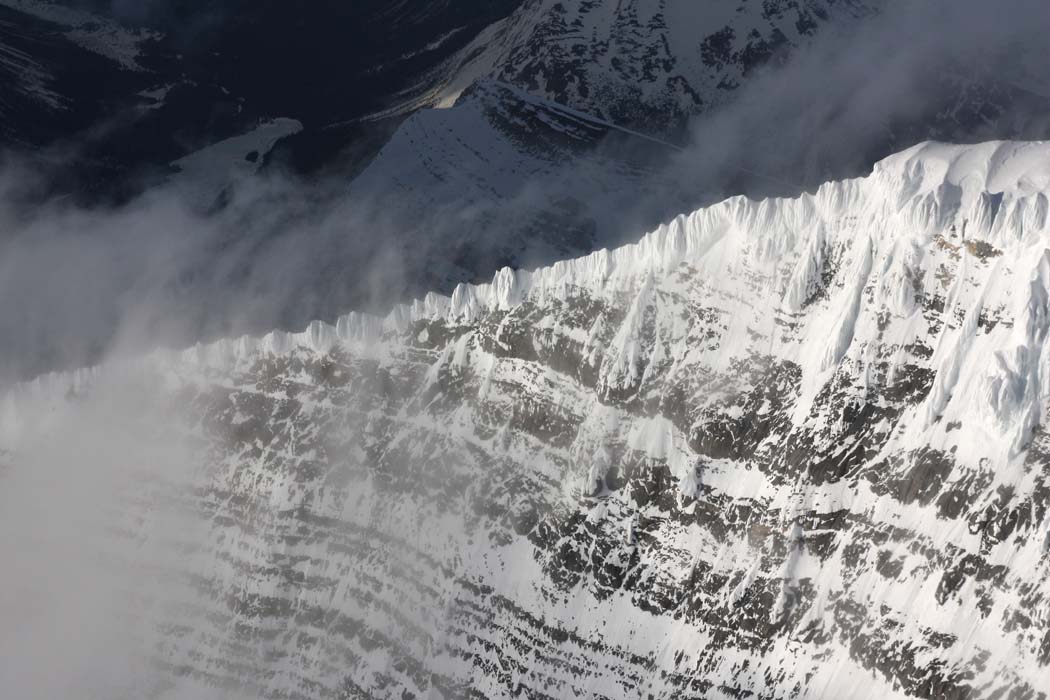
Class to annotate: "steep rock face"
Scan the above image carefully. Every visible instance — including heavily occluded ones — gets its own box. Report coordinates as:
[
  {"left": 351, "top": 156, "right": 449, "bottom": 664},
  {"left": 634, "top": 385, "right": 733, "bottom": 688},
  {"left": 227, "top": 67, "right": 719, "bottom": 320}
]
[
  {"left": 437, "top": 0, "right": 879, "bottom": 134},
  {"left": 428, "top": 0, "right": 877, "bottom": 135},
  {"left": 7, "top": 140, "right": 1050, "bottom": 698}
]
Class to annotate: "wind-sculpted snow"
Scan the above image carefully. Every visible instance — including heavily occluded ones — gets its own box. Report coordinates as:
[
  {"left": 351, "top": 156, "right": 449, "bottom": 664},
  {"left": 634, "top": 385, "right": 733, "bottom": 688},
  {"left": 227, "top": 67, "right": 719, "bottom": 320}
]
[{"left": 6, "top": 140, "right": 1050, "bottom": 698}]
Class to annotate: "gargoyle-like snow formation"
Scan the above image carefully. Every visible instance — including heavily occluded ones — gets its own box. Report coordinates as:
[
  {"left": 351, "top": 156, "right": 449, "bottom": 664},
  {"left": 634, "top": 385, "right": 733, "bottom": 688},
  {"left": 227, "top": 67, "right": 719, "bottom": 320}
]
[{"left": 6, "top": 140, "right": 1050, "bottom": 699}]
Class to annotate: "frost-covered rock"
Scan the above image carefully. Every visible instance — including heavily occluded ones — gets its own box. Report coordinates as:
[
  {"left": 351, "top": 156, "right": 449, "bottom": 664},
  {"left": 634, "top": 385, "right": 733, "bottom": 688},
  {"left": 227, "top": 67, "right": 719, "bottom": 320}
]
[{"left": 7, "top": 140, "right": 1050, "bottom": 698}]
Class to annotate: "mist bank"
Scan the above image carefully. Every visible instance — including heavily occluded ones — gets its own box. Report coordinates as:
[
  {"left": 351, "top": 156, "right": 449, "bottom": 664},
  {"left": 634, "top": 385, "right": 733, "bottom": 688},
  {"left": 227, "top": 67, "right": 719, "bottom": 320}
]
[
  {"left": 5, "top": 0, "right": 1050, "bottom": 387},
  {"left": 0, "top": 79, "right": 691, "bottom": 386}
]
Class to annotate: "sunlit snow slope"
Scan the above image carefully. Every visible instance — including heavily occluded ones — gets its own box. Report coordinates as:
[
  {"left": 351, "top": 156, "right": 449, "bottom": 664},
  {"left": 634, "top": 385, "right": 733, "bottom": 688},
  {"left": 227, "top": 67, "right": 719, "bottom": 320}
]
[{"left": 6, "top": 140, "right": 1050, "bottom": 699}]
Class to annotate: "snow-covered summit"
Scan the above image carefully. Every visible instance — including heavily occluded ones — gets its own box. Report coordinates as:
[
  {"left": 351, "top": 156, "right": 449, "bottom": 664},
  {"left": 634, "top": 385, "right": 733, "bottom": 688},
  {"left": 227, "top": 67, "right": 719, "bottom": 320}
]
[{"left": 876, "top": 140, "right": 1050, "bottom": 196}]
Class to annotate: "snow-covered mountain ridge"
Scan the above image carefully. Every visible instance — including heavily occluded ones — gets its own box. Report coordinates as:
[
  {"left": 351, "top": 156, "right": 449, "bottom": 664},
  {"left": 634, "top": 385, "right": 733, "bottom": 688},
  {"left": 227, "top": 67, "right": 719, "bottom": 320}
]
[
  {"left": 6, "top": 139, "right": 1050, "bottom": 699},
  {"left": 15, "top": 139, "right": 1050, "bottom": 383}
]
